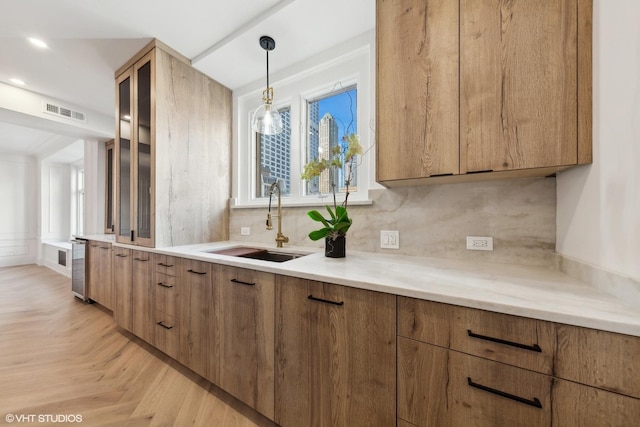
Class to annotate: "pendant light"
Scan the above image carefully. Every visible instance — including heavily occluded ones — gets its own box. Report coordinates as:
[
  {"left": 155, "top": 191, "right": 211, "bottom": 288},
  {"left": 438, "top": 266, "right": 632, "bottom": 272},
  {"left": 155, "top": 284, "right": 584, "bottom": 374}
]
[{"left": 251, "top": 35, "right": 284, "bottom": 135}]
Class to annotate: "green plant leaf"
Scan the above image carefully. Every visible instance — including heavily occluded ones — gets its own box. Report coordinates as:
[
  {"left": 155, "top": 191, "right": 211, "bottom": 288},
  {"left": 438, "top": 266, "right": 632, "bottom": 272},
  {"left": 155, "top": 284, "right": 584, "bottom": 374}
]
[
  {"left": 334, "top": 215, "right": 352, "bottom": 231},
  {"left": 335, "top": 206, "right": 347, "bottom": 220},
  {"left": 307, "top": 210, "right": 330, "bottom": 227},
  {"left": 325, "top": 205, "right": 336, "bottom": 221},
  {"left": 309, "top": 228, "right": 332, "bottom": 241}
]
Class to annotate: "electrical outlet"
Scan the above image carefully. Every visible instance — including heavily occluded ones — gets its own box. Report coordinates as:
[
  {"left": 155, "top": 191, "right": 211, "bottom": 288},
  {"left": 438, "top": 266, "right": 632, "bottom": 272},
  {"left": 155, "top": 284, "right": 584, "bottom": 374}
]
[
  {"left": 240, "top": 227, "right": 251, "bottom": 236},
  {"left": 466, "top": 236, "right": 493, "bottom": 251},
  {"left": 380, "top": 230, "right": 400, "bottom": 249}
]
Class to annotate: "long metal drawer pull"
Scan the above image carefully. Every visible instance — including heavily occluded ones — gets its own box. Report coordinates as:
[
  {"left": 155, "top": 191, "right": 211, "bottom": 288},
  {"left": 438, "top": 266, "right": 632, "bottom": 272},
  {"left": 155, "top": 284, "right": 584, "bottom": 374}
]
[
  {"left": 467, "top": 330, "right": 542, "bottom": 353},
  {"left": 115, "top": 254, "right": 128, "bottom": 258},
  {"left": 188, "top": 269, "right": 206, "bottom": 275},
  {"left": 230, "top": 278, "right": 255, "bottom": 286},
  {"left": 100, "top": 246, "right": 109, "bottom": 250},
  {"left": 157, "top": 262, "right": 173, "bottom": 267},
  {"left": 467, "top": 377, "right": 542, "bottom": 409},
  {"left": 134, "top": 258, "right": 148, "bottom": 262},
  {"left": 157, "top": 282, "right": 173, "bottom": 289},
  {"left": 156, "top": 321, "right": 173, "bottom": 330},
  {"left": 308, "top": 295, "right": 344, "bottom": 306}
]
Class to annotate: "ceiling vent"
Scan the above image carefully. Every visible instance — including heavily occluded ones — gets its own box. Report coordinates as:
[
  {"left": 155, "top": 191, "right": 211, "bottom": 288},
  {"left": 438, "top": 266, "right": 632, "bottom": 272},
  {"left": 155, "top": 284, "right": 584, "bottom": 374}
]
[{"left": 42, "top": 101, "right": 87, "bottom": 123}]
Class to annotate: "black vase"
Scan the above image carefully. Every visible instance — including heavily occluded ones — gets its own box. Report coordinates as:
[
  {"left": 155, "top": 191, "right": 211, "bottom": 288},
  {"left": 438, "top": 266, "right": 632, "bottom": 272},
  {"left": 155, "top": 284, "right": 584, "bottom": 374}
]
[{"left": 325, "top": 235, "right": 346, "bottom": 258}]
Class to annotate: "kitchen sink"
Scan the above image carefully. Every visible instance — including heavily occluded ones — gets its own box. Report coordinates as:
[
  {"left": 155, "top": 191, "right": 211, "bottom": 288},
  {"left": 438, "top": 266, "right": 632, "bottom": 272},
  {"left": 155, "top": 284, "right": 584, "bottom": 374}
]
[{"left": 206, "top": 246, "right": 308, "bottom": 263}]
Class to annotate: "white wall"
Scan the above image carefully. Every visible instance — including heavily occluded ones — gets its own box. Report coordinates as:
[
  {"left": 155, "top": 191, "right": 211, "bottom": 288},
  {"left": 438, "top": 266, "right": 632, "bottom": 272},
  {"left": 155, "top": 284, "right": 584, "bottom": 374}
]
[
  {"left": 556, "top": 0, "right": 640, "bottom": 280},
  {"left": 83, "top": 139, "right": 105, "bottom": 235},
  {"left": 39, "top": 161, "right": 72, "bottom": 242},
  {"left": 0, "top": 154, "right": 38, "bottom": 266}
]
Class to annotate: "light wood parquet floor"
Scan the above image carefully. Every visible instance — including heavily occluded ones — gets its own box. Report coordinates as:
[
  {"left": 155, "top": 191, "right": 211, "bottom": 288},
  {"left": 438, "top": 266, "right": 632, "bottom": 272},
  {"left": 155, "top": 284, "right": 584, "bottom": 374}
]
[{"left": 0, "top": 265, "right": 278, "bottom": 427}]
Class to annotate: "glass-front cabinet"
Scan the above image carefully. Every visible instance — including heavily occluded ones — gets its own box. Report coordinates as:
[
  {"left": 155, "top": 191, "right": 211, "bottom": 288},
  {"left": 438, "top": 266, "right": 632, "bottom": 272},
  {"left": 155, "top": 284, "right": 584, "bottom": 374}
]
[
  {"left": 115, "top": 50, "right": 154, "bottom": 247},
  {"left": 105, "top": 140, "right": 115, "bottom": 233}
]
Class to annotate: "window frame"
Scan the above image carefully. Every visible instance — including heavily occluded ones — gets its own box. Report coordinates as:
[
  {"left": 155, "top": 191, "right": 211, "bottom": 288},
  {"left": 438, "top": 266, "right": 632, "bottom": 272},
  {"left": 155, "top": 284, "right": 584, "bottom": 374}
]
[{"left": 233, "top": 33, "right": 375, "bottom": 209}]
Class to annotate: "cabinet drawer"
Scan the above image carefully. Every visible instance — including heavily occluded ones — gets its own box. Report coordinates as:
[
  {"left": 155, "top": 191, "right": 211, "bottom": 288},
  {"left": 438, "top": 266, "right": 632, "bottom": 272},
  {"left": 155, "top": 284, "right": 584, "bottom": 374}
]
[
  {"left": 154, "top": 312, "right": 179, "bottom": 359},
  {"left": 556, "top": 324, "right": 640, "bottom": 399},
  {"left": 449, "top": 305, "right": 556, "bottom": 375},
  {"left": 398, "top": 336, "right": 552, "bottom": 427},
  {"left": 154, "top": 254, "right": 178, "bottom": 276},
  {"left": 154, "top": 273, "right": 178, "bottom": 317},
  {"left": 448, "top": 350, "right": 552, "bottom": 427},
  {"left": 552, "top": 376, "right": 640, "bottom": 426},
  {"left": 398, "top": 297, "right": 556, "bottom": 374}
]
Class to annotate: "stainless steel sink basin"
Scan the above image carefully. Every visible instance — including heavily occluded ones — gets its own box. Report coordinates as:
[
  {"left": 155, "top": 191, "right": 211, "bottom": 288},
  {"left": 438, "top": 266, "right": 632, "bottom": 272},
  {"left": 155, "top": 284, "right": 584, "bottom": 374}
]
[
  {"left": 239, "top": 250, "right": 306, "bottom": 262},
  {"left": 206, "top": 246, "right": 308, "bottom": 263}
]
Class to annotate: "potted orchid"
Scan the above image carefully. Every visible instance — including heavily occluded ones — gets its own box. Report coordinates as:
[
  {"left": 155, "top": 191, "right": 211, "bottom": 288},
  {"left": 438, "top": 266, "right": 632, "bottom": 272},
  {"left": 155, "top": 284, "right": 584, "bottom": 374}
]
[{"left": 301, "top": 133, "right": 363, "bottom": 257}]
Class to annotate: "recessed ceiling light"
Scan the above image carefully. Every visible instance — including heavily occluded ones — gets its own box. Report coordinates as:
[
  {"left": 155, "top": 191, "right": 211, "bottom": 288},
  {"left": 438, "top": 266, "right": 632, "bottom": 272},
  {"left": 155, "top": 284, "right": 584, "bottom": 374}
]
[
  {"left": 9, "top": 78, "right": 27, "bottom": 86},
  {"left": 27, "top": 37, "right": 48, "bottom": 49}
]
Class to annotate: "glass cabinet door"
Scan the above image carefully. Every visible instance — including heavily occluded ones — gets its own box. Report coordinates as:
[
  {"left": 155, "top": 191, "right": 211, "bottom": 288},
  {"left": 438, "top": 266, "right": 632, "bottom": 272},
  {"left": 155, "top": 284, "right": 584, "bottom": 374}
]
[
  {"left": 105, "top": 140, "right": 115, "bottom": 233},
  {"left": 115, "top": 49, "right": 155, "bottom": 247},
  {"left": 136, "top": 60, "right": 152, "bottom": 241},
  {"left": 116, "top": 71, "right": 133, "bottom": 242}
]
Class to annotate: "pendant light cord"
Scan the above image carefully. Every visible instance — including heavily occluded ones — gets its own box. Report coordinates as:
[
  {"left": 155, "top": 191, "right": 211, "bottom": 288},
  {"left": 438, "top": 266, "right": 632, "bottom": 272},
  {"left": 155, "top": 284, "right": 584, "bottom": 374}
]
[{"left": 266, "top": 50, "right": 270, "bottom": 91}]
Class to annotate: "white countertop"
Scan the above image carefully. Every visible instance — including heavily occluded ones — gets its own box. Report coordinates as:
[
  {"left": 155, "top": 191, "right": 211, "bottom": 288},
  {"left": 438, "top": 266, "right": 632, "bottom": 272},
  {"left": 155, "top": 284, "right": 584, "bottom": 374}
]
[
  {"left": 76, "top": 234, "right": 115, "bottom": 244},
  {"left": 145, "top": 241, "right": 640, "bottom": 337}
]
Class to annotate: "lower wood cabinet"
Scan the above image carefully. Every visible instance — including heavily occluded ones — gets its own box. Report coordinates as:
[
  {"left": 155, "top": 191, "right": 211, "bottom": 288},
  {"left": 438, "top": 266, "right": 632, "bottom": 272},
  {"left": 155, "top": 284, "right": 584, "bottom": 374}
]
[
  {"left": 398, "top": 336, "right": 640, "bottom": 427},
  {"left": 112, "top": 247, "right": 153, "bottom": 345},
  {"left": 552, "top": 377, "right": 640, "bottom": 426},
  {"left": 398, "top": 296, "right": 640, "bottom": 427},
  {"left": 398, "top": 337, "right": 552, "bottom": 426},
  {"left": 130, "top": 250, "right": 154, "bottom": 344},
  {"left": 154, "top": 255, "right": 180, "bottom": 360},
  {"left": 275, "top": 276, "right": 396, "bottom": 427},
  {"left": 179, "top": 259, "right": 211, "bottom": 380},
  {"left": 108, "top": 254, "right": 640, "bottom": 427},
  {"left": 215, "top": 265, "right": 275, "bottom": 420},
  {"left": 112, "top": 246, "right": 132, "bottom": 330},
  {"left": 86, "top": 240, "right": 113, "bottom": 310}
]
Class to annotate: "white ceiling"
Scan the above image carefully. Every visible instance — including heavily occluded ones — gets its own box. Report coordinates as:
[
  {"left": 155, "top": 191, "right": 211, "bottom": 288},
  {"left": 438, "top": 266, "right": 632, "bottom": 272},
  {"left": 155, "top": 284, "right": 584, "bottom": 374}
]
[{"left": 0, "top": 0, "right": 374, "bottom": 161}]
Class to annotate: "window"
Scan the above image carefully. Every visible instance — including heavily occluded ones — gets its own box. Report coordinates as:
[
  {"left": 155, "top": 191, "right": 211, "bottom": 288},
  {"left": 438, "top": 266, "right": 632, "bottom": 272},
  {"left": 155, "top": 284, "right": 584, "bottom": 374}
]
[
  {"left": 234, "top": 33, "right": 374, "bottom": 208},
  {"left": 76, "top": 168, "right": 85, "bottom": 235},
  {"left": 257, "top": 107, "right": 292, "bottom": 197},
  {"left": 306, "top": 87, "right": 357, "bottom": 196}
]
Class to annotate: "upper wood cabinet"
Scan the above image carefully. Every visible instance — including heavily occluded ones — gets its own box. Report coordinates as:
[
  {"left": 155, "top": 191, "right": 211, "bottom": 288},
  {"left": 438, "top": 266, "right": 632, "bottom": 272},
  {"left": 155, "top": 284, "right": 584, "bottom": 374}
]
[
  {"left": 114, "top": 40, "right": 232, "bottom": 247},
  {"left": 115, "top": 50, "right": 154, "bottom": 247},
  {"left": 377, "top": 0, "right": 460, "bottom": 181},
  {"left": 376, "top": 0, "right": 592, "bottom": 186}
]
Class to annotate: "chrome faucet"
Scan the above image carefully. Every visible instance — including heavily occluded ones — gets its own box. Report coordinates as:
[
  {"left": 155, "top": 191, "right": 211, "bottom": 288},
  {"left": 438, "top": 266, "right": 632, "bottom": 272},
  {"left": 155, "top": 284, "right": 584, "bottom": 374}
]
[{"left": 266, "top": 181, "right": 289, "bottom": 248}]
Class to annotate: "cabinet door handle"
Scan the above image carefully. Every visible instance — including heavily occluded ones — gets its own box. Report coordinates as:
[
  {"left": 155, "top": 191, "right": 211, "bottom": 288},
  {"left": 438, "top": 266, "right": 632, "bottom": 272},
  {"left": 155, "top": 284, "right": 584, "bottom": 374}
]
[
  {"left": 467, "top": 377, "right": 542, "bottom": 409},
  {"left": 134, "top": 257, "right": 149, "bottom": 262},
  {"left": 156, "top": 321, "right": 173, "bottom": 330},
  {"left": 230, "top": 278, "right": 255, "bottom": 286},
  {"left": 188, "top": 269, "right": 207, "bottom": 275},
  {"left": 130, "top": 230, "right": 134, "bottom": 241},
  {"left": 157, "top": 262, "right": 173, "bottom": 267},
  {"left": 115, "top": 254, "right": 128, "bottom": 258},
  {"left": 157, "top": 282, "right": 173, "bottom": 289},
  {"left": 467, "top": 330, "right": 542, "bottom": 353},
  {"left": 100, "top": 246, "right": 109, "bottom": 250},
  {"left": 308, "top": 295, "right": 344, "bottom": 306}
]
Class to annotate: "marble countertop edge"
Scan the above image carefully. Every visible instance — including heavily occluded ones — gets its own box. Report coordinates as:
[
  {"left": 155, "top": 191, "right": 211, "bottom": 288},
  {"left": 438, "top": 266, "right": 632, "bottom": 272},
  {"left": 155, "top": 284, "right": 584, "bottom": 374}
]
[{"left": 78, "top": 238, "right": 640, "bottom": 337}]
